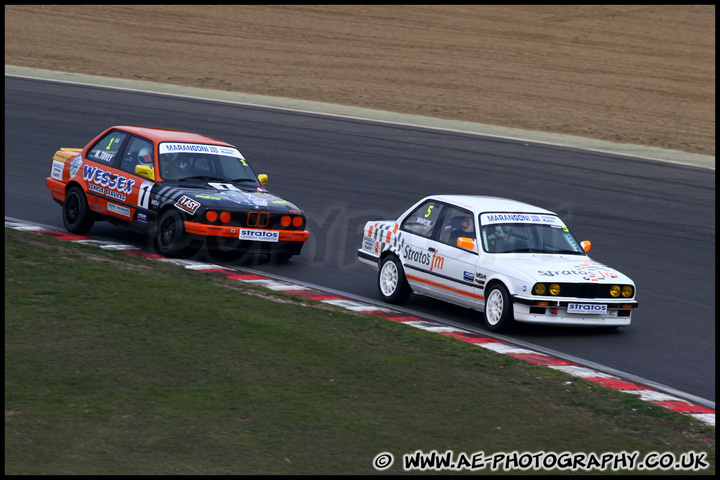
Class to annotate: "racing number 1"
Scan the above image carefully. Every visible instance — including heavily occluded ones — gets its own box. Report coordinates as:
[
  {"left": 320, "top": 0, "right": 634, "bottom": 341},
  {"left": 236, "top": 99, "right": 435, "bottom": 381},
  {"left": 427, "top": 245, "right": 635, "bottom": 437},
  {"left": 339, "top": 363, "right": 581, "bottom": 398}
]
[{"left": 137, "top": 181, "right": 153, "bottom": 209}]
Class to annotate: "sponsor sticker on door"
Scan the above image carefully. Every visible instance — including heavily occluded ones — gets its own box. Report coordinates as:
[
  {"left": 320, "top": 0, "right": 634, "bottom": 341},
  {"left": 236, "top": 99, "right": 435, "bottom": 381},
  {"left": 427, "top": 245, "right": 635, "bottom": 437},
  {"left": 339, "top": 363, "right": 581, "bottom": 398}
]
[{"left": 567, "top": 303, "right": 607, "bottom": 315}]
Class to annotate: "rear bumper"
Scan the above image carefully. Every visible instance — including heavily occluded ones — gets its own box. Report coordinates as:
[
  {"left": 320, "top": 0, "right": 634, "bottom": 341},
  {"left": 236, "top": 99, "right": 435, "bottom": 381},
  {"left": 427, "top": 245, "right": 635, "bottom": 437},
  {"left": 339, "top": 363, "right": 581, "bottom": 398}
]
[
  {"left": 184, "top": 220, "right": 309, "bottom": 242},
  {"left": 46, "top": 177, "right": 66, "bottom": 203},
  {"left": 357, "top": 248, "right": 380, "bottom": 267}
]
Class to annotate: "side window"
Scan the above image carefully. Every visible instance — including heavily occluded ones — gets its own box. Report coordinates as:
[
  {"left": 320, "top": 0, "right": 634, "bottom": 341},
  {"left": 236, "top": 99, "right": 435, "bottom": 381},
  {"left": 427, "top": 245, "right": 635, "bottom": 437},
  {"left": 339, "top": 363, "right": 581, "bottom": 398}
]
[
  {"left": 120, "top": 137, "right": 154, "bottom": 175},
  {"left": 400, "top": 201, "right": 446, "bottom": 239},
  {"left": 87, "top": 131, "right": 128, "bottom": 165},
  {"left": 438, "top": 206, "right": 476, "bottom": 247}
]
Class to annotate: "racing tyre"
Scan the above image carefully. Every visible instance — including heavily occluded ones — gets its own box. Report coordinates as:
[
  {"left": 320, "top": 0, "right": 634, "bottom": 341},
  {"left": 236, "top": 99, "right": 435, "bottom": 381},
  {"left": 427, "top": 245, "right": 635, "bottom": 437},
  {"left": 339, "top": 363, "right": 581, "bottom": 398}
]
[
  {"left": 63, "top": 186, "right": 94, "bottom": 234},
  {"left": 378, "top": 255, "right": 411, "bottom": 304},
  {"left": 155, "top": 209, "right": 193, "bottom": 257},
  {"left": 483, "top": 283, "right": 515, "bottom": 332}
]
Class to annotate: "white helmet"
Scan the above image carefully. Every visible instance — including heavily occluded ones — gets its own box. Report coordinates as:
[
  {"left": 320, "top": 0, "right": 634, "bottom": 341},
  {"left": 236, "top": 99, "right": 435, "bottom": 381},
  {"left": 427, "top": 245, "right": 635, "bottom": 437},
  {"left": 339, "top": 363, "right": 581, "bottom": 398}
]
[{"left": 138, "top": 147, "right": 153, "bottom": 165}]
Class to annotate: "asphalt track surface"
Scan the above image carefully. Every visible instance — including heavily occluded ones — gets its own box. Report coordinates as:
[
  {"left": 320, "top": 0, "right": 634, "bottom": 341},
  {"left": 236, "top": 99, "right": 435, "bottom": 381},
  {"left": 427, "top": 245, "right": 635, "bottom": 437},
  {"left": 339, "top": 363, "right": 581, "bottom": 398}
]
[{"left": 4, "top": 73, "right": 715, "bottom": 405}]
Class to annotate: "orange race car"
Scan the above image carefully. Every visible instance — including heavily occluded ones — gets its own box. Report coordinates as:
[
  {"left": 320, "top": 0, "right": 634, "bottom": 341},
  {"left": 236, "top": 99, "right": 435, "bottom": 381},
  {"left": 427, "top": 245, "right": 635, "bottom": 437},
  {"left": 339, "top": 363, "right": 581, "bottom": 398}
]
[{"left": 46, "top": 126, "right": 309, "bottom": 261}]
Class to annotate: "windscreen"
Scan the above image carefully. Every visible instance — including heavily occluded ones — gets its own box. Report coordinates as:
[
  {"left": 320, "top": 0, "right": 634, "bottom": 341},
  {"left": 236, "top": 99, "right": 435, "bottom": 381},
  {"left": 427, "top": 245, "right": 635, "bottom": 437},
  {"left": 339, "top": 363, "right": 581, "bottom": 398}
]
[
  {"left": 480, "top": 213, "right": 585, "bottom": 254},
  {"left": 158, "top": 142, "right": 258, "bottom": 183}
]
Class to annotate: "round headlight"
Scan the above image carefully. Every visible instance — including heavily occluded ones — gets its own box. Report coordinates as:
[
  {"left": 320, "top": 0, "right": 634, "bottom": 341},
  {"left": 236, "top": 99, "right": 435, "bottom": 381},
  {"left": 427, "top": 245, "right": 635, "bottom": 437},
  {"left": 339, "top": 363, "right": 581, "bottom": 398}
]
[
  {"left": 533, "top": 283, "right": 546, "bottom": 295},
  {"left": 549, "top": 284, "right": 561, "bottom": 296},
  {"left": 609, "top": 285, "right": 621, "bottom": 297},
  {"left": 622, "top": 285, "right": 633, "bottom": 297}
]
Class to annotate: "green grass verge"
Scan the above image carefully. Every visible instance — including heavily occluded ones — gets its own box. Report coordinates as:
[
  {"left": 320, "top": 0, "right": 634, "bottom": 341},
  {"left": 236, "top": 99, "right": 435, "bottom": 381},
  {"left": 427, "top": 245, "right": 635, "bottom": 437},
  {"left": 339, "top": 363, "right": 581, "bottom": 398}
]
[{"left": 5, "top": 228, "right": 714, "bottom": 474}]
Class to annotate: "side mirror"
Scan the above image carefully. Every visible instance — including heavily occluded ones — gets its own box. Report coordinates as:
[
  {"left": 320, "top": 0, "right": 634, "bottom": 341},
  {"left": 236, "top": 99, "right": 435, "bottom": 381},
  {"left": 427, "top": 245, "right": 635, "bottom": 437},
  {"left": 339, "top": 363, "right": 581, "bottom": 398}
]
[
  {"left": 456, "top": 237, "right": 476, "bottom": 252},
  {"left": 135, "top": 164, "right": 155, "bottom": 181},
  {"left": 257, "top": 174, "right": 268, "bottom": 185},
  {"left": 581, "top": 240, "right": 591, "bottom": 252}
]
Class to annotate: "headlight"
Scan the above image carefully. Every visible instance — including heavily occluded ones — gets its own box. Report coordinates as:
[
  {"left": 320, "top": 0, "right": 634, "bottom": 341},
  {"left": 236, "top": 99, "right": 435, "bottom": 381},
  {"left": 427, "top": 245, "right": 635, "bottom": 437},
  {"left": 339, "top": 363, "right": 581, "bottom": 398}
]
[
  {"left": 549, "top": 284, "right": 560, "bottom": 296},
  {"left": 610, "top": 285, "right": 621, "bottom": 297},
  {"left": 533, "top": 283, "right": 546, "bottom": 295},
  {"left": 622, "top": 285, "right": 634, "bottom": 297}
]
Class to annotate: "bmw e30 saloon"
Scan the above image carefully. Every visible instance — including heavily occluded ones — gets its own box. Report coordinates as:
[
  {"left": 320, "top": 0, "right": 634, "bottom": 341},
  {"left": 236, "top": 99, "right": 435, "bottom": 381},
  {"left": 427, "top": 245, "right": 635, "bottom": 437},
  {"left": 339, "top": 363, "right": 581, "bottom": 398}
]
[
  {"left": 46, "top": 126, "right": 309, "bottom": 260},
  {"left": 358, "top": 195, "right": 637, "bottom": 331}
]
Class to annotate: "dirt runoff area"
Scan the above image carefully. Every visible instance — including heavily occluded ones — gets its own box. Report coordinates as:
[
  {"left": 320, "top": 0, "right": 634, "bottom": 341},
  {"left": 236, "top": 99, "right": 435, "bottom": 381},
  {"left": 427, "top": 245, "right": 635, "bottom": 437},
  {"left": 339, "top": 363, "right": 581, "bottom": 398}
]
[{"left": 4, "top": 5, "right": 715, "bottom": 157}]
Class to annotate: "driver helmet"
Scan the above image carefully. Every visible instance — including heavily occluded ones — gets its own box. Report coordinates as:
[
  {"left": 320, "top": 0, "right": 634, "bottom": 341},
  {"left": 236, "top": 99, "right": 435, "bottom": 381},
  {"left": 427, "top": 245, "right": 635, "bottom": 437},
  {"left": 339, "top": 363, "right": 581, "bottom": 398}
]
[
  {"left": 138, "top": 147, "right": 153, "bottom": 165},
  {"left": 459, "top": 215, "right": 473, "bottom": 233}
]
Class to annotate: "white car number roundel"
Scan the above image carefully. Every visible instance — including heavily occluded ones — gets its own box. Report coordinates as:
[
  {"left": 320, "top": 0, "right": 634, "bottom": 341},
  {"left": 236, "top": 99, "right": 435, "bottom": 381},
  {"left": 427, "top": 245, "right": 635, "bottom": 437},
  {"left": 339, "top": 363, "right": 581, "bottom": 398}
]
[{"left": 137, "top": 181, "right": 154, "bottom": 209}]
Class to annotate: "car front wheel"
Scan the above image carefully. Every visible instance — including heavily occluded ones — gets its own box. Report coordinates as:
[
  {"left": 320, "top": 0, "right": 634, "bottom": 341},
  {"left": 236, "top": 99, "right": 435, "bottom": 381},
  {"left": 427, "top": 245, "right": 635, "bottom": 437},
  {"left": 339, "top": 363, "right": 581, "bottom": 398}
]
[
  {"left": 63, "top": 186, "right": 94, "bottom": 234},
  {"left": 155, "top": 209, "right": 193, "bottom": 257},
  {"left": 378, "top": 254, "right": 411, "bottom": 304},
  {"left": 484, "top": 283, "right": 515, "bottom": 332}
]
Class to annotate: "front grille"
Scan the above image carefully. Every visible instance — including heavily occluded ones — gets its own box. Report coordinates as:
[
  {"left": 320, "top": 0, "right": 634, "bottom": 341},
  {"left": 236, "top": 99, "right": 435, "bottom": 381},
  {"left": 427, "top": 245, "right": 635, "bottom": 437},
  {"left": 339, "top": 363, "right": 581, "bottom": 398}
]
[
  {"left": 247, "top": 211, "right": 269, "bottom": 227},
  {"left": 575, "top": 283, "right": 600, "bottom": 298}
]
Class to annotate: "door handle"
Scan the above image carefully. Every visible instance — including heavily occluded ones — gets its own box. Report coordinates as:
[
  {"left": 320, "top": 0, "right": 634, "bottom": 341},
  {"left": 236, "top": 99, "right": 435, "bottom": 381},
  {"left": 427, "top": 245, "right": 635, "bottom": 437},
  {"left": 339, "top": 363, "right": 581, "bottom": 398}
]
[{"left": 428, "top": 247, "right": 436, "bottom": 252}]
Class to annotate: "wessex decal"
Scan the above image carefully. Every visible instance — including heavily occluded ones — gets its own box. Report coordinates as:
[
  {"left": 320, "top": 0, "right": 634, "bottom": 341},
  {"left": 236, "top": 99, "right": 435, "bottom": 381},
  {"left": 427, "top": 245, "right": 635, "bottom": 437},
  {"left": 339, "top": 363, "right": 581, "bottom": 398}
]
[{"left": 83, "top": 165, "right": 135, "bottom": 196}]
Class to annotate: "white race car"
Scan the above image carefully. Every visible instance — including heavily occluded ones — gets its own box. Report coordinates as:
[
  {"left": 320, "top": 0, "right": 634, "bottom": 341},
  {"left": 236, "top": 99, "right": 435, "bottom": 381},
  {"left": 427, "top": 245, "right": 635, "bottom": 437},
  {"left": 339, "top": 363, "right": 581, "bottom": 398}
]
[{"left": 357, "top": 195, "right": 637, "bottom": 332}]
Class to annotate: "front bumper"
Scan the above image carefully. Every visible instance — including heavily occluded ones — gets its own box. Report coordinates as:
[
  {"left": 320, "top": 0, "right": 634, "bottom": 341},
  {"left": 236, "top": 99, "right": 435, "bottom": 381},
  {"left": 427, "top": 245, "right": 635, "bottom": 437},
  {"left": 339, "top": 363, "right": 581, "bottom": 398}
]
[
  {"left": 512, "top": 294, "right": 637, "bottom": 327},
  {"left": 184, "top": 221, "right": 309, "bottom": 242}
]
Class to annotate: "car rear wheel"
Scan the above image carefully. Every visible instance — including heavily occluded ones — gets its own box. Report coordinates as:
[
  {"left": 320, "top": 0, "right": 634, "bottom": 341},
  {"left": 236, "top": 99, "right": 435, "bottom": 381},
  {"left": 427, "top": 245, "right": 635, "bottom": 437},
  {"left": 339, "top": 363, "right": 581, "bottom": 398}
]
[
  {"left": 378, "top": 254, "right": 411, "bottom": 304},
  {"left": 63, "top": 186, "right": 94, "bottom": 234},
  {"left": 484, "top": 283, "right": 515, "bottom": 332},
  {"left": 155, "top": 209, "right": 193, "bottom": 257}
]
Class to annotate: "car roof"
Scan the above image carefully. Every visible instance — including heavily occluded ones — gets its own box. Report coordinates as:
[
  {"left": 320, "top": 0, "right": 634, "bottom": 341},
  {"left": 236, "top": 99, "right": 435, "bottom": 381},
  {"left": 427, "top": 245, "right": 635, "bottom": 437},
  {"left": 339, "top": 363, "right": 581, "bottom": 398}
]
[
  {"left": 427, "top": 194, "right": 556, "bottom": 215},
  {"left": 113, "top": 126, "right": 234, "bottom": 146}
]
